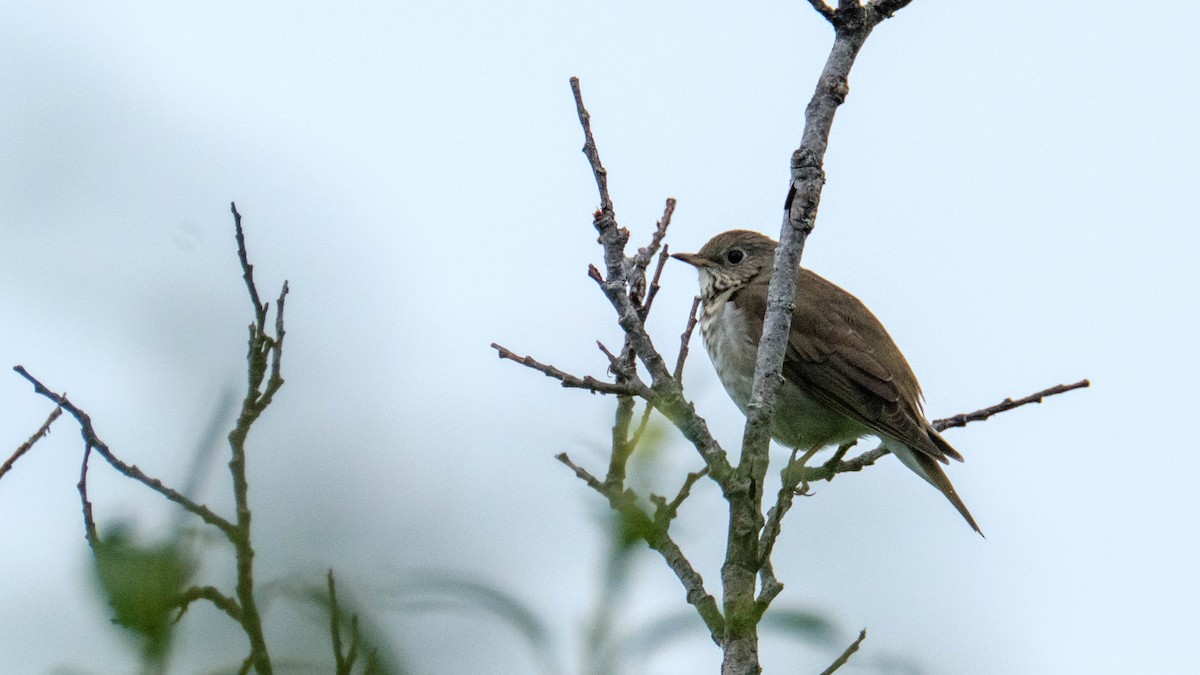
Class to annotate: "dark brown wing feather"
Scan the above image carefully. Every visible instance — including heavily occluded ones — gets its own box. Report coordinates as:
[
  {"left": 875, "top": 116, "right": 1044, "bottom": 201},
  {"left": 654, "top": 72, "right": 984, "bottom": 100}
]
[
  {"left": 737, "top": 270, "right": 956, "bottom": 463},
  {"left": 735, "top": 268, "right": 979, "bottom": 534}
]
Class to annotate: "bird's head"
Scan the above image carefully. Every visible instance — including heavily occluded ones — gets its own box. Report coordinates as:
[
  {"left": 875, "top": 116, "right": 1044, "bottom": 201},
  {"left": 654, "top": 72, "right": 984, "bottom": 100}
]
[{"left": 671, "top": 230, "right": 777, "bottom": 298}]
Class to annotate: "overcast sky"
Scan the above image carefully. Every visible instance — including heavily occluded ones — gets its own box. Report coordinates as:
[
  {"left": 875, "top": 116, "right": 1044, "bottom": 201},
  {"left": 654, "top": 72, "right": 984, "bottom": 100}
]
[{"left": 2, "top": 1, "right": 1197, "bottom": 674}]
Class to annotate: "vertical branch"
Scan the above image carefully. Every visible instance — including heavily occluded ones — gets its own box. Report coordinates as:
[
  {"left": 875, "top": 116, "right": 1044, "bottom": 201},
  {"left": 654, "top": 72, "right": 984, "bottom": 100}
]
[
  {"left": 571, "top": 77, "right": 614, "bottom": 215},
  {"left": 78, "top": 444, "right": 99, "bottom": 550},
  {"left": 724, "top": 5, "right": 913, "bottom": 674},
  {"left": 226, "top": 203, "right": 289, "bottom": 674}
]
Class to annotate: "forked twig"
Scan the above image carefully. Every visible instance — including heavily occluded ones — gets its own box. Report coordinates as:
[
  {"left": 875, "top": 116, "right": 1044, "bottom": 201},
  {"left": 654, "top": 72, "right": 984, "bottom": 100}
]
[
  {"left": 491, "top": 343, "right": 648, "bottom": 397},
  {"left": 11, "top": 366, "right": 235, "bottom": 537}
]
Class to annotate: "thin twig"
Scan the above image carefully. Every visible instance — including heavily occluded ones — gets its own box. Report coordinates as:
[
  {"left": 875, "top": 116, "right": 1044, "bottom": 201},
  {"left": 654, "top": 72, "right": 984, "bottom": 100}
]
[
  {"left": 12, "top": 366, "right": 236, "bottom": 537},
  {"left": 625, "top": 403, "right": 656, "bottom": 454},
  {"left": 759, "top": 448, "right": 802, "bottom": 565},
  {"left": 595, "top": 340, "right": 638, "bottom": 383},
  {"left": 933, "top": 379, "right": 1090, "bottom": 432},
  {"left": 639, "top": 244, "right": 670, "bottom": 320},
  {"left": 175, "top": 585, "right": 242, "bottom": 624},
  {"left": 800, "top": 380, "right": 1091, "bottom": 482},
  {"left": 818, "top": 441, "right": 857, "bottom": 482},
  {"left": 633, "top": 198, "right": 676, "bottom": 274},
  {"left": 232, "top": 202, "right": 266, "bottom": 331},
  {"left": 634, "top": 198, "right": 677, "bottom": 317},
  {"left": 606, "top": 394, "right": 638, "bottom": 488},
  {"left": 556, "top": 452, "right": 724, "bottom": 639},
  {"left": 78, "top": 444, "right": 98, "bottom": 549},
  {"left": 819, "top": 628, "right": 867, "bottom": 675},
  {"left": 491, "top": 343, "right": 647, "bottom": 397},
  {"left": 651, "top": 466, "right": 710, "bottom": 527},
  {"left": 674, "top": 297, "right": 702, "bottom": 382},
  {"left": 0, "top": 405, "right": 62, "bottom": 482},
  {"left": 555, "top": 452, "right": 609, "bottom": 495},
  {"left": 570, "top": 77, "right": 613, "bottom": 214},
  {"left": 757, "top": 447, "right": 820, "bottom": 602}
]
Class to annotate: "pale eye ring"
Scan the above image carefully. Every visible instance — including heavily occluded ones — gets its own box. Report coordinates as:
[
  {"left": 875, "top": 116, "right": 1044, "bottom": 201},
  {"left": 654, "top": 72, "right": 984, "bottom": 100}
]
[{"left": 726, "top": 249, "right": 744, "bottom": 264}]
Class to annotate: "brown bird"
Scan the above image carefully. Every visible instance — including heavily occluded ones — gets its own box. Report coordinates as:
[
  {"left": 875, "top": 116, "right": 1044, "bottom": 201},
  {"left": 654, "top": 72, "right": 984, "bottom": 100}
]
[{"left": 673, "top": 230, "right": 981, "bottom": 534}]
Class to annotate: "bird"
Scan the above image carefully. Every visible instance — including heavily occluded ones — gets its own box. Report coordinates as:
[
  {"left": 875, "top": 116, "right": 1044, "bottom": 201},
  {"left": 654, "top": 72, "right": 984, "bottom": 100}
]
[{"left": 672, "top": 229, "right": 981, "bottom": 534}]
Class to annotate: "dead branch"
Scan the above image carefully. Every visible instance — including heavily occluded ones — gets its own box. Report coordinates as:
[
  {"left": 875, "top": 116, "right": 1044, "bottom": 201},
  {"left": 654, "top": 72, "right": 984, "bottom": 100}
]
[
  {"left": 0, "top": 405, "right": 62, "bottom": 482},
  {"left": 11, "top": 366, "right": 235, "bottom": 537},
  {"left": 819, "top": 628, "right": 867, "bottom": 675},
  {"left": 557, "top": 452, "right": 724, "bottom": 639},
  {"left": 933, "top": 379, "right": 1091, "bottom": 431},
  {"left": 490, "top": 343, "right": 648, "bottom": 397}
]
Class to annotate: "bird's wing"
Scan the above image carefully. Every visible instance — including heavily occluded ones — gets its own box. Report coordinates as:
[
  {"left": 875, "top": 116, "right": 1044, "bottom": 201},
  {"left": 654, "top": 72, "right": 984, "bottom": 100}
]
[{"left": 737, "top": 272, "right": 959, "bottom": 463}]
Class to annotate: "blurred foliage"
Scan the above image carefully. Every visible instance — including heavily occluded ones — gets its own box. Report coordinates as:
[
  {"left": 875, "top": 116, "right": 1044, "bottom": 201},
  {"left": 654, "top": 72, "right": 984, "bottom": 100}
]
[
  {"left": 262, "top": 574, "right": 406, "bottom": 675},
  {"left": 380, "top": 573, "right": 561, "bottom": 675},
  {"left": 91, "top": 522, "right": 194, "bottom": 673}
]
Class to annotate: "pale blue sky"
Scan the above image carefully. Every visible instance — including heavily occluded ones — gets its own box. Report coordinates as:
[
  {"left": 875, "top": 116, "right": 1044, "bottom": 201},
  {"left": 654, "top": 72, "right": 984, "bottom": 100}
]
[{"left": 2, "top": 2, "right": 1197, "bottom": 673}]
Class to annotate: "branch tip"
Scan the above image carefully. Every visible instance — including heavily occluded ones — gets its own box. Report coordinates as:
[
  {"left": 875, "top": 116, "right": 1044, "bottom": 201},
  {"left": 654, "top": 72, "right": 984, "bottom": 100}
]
[{"left": 820, "top": 628, "right": 867, "bottom": 675}]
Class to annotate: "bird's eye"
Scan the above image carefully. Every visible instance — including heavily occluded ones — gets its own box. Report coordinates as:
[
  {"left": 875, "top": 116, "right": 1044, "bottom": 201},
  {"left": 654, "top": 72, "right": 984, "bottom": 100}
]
[{"left": 725, "top": 249, "right": 744, "bottom": 264}]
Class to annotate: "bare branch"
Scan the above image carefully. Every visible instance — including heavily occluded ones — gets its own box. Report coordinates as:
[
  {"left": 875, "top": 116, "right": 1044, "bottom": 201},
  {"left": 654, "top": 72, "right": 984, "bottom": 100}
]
[
  {"left": 743, "top": 0, "right": 917, "bottom": 519},
  {"left": 78, "top": 444, "right": 99, "bottom": 548},
  {"left": 674, "top": 297, "right": 702, "bottom": 382},
  {"left": 605, "top": 394, "right": 638, "bottom": 488},
  {"left": 491, "top": 343, "right": 648, "bottom": 397},
  {"left": 797, "top": 380, "right": 1091, "bottom": 482},
  {"left": 807, "top": 0, "right": 836, "bottom": 22},
  {"left": 651, "top": 466, "right": 710, "bottom": 527},
  {"left": 633, "top": 198, "right": 676, "bottom": 272},
  {"left": 755, "top": 446, "right": 822, "bottom": 614},
  {"left": 933, "top": 379, "right": 1090, "bottom": 432},
  {"left": 231, "top": 202, "right": 266, "bottom": 331},
  {"left": 555, "top": 452, "right": 609, "bottom": 496},
  {"left": 625, "top": 403, "right": 655, "bottom": 454},
  {"left": 226, "top": 207, "right": 285, "bottom": 675},
  {"left": 0, "top": 405, "right": 62, "bottom": 482},
  {"left": 819, "top": 628, "right": 867, "bottom": 675},
  {"left": 634, "top": 198, "right": 677, "bottom": 317},
  {"left": 175, "top": 585, "right": 242, "bottom": 624},
  {"left": 638, "top": 243, "right": 670, "bottom": 320},
  {"left": 868, "top": 0, "right": 915, "bottom": 20},
  {"left": 595, "top": 340, "right": 638, "bottom": 383},
  {"left": 802, "top": 446, "right": 888, "bottom": 482},
  {"left": 564, "top": 79, "right": 736, "bottom": 485},
  {"left": 556, "top": 453, "right": 725, "bottom": 639},
  {"left": 570, "top": 77, "right": 613, "bottom": 214},
  {"left": 12, "top": 366, "right": 236, "bottom": 537},
  {"left": 819, "top": 441, "right": 856, "bottom": 480},
  {"left": 728, "top": 16, "right": 907, "bottom": 665}
]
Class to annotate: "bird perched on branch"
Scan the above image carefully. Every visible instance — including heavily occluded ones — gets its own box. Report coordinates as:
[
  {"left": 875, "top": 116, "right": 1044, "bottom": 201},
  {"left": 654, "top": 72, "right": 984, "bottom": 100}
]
[{"left": 673, "top": 230, "right": 980, "bottom": 534}]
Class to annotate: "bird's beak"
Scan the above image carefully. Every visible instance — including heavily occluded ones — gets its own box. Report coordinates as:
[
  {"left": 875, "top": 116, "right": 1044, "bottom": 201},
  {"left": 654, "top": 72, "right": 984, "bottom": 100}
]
[{"left": 670, "top": 252, "right": 708, "bottom": 268}]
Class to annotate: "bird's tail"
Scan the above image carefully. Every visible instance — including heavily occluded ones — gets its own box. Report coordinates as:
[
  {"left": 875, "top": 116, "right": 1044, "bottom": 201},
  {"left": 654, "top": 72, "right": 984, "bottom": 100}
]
[{"left": 887, "top": 441, "right": 983, "bottom": 537}]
